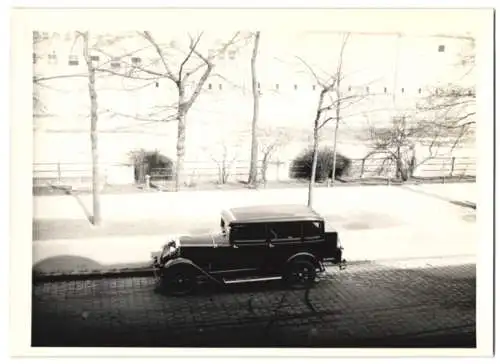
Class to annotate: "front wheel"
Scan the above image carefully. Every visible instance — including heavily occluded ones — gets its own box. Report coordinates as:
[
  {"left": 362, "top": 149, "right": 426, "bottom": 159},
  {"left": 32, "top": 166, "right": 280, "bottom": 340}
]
[
  {"left": 283, "top": 259, "right": 317, "bottom": 289},
  {"left": 161, "top": 265, "right": 197, "bottom": 296}
]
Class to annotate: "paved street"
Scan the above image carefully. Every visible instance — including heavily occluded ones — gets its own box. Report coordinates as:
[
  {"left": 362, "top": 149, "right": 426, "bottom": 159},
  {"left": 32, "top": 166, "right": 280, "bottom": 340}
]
[{"left": 31, "top": 262, "right": 476, "bottom": 348}]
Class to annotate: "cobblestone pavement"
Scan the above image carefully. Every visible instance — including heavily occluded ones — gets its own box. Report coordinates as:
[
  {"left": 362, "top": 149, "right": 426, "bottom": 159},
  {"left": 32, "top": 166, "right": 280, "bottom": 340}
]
[{"left": 31, "top": 263, "right": 476, "bottom": 348}]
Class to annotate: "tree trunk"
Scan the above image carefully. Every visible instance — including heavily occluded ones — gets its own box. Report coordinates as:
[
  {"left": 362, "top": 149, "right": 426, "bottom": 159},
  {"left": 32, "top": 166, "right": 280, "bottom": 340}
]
[
  {"left": 248, "top": 31, "right": 261, "bottom": 186},
  {"left": 331, "top": 111, "right": 340, "bottom": 184},
  {"left": 89, "top": 68, "right": 101, "bottom": 225},
  {"left": 83, "top": 32, "right": 101, "bottom": 226},
  {"left": 308, "top": 89, "right": 327, "bottom": 207},
  {"left": 175, "top": 110, "right": 187, "bottom": 191},
  {"left": 308, "top": 129, "right": 319, "bottom": 207}
]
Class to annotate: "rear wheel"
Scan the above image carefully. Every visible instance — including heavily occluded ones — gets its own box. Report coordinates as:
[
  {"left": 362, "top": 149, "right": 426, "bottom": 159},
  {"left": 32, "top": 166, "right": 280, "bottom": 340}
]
[
  {"left": 161, "top": 264, "right": 197, "bottom": 296},
  {"left": 283, "top": 259, "right": 317, "bottom": 289}
]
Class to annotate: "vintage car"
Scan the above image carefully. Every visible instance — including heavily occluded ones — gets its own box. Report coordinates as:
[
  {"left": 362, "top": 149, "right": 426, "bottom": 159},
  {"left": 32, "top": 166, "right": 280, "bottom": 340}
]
[{"left": 152, "top": 204, "right": 345, "bottom": 295}]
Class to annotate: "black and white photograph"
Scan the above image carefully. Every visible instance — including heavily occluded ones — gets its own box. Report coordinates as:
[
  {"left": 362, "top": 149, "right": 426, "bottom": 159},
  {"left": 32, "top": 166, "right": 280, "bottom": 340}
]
[{"left": 8, "top": 4, "right": 495, "bottom": 358}]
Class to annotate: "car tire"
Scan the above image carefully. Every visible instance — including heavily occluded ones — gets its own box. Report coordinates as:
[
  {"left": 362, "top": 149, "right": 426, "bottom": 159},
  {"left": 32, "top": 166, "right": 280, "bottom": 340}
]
[
  {"left": 283, "top": 259, "right": 317, "bottom": 289},
  {"left": 161, "top": 264, "right": 197, "bottom": 296}
]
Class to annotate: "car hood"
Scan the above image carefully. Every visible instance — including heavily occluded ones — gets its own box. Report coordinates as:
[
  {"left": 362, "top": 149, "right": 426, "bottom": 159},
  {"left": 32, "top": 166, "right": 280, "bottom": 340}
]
[{"left": 179, "top": 232, "right": 220, "bottom": 247}]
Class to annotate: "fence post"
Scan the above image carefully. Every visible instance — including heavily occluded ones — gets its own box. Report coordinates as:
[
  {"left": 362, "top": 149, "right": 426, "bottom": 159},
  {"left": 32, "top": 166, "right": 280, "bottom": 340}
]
[
  {"left": 57, "top": 161, "right": 61, "bottom": 184},
  {"left": 450, "top": 157, "right": 456, "bottom": 177},
  {"left": 276, "top": 159, "right": 280, "bottom": 182},
  {"left": 360, "top": 159, "right": 365, "bottom": 179}
]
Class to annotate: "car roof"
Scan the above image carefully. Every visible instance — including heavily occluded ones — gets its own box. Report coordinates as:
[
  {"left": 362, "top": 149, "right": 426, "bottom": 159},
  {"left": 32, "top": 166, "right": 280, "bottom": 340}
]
[{"left": 221, "top": 204, "right": 324, "bottom": 225}]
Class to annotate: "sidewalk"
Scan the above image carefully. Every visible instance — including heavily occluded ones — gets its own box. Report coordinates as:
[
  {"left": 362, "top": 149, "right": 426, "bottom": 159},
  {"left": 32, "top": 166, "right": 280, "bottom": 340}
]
[{"left": 33, "top": 183, "right": 475, "bottom": 224}]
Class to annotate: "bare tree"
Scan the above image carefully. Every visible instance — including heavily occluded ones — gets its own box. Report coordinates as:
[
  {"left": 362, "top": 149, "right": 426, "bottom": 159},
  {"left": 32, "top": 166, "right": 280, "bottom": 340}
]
[
  {"left": 247, "top": 31, "right": 261, "bottom": 186},
  {"left": 80, "top": 31, "right": 102, "bottom": 225},
  {"left": 364, "top": 113, "right": 449, "bottom": 181},
  {"left": 33, "top": 31, "right": 107, "bottom": 225},
  {"left": 297, "top": 33, "right": 368, "bottom": 206},
  {"left": 417, "top": 37, "right": 476, "bottom": 150},
  {"left": 98, "top": 31, "right": 242, "bottom": 191},
  {"left": 210, "top": 145, "right": 238, "bottom": 185},
  {"left": 329, "top": 33, "right": 350, "bottom": 187},
  {"left": 256, "top": 127, "right": 291, "bottom": 185}
]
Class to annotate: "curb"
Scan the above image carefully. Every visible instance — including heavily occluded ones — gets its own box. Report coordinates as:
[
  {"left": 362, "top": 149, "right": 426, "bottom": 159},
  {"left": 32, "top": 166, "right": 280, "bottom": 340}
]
[
  {"left": 400, "top": 185, "right": 476, "bottom": 210},
  {"left": 32, "top": 254, "right": 475, "bottom": 284}
]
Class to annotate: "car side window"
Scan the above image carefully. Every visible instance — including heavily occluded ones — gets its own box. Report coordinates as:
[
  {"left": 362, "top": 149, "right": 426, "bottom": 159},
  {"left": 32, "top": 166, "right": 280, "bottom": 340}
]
[
  {"left": 231, "top": 223, "right": 267, "bottom": 244},
  {"left": 268, "top": 222, "right": 302, "bottom": 241},
  {"left": 303, "top": 221, "right": 323, "bottom": 239}
]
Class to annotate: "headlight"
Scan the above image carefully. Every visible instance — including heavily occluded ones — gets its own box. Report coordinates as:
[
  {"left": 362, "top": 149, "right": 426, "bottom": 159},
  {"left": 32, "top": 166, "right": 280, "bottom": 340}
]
[{"left": 160, "top": 239, "right": 179, "bottom": 262}]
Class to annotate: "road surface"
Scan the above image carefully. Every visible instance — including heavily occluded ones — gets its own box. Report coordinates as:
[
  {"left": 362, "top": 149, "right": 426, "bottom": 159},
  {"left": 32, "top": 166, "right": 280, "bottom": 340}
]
[{"left": 32, "top": 262, "right": 476, "bottom": 348}]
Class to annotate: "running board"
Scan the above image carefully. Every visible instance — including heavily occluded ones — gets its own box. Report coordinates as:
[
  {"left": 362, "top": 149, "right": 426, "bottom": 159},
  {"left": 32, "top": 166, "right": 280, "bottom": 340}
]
[{"left": 223, "top": 276, "right": 283, "bottom": 284}]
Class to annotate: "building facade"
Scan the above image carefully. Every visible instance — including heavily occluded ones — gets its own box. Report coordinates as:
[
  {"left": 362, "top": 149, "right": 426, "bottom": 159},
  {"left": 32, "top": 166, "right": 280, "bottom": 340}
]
[{"left": 33, "top": 30, "right": 476, "bottom": 183}]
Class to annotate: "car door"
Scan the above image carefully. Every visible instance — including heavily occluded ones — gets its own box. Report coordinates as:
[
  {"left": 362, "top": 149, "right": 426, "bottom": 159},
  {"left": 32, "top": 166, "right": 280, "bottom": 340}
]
[
  {"left": 265, "top": 221, "right": 303, "bottom": 273},
  {"left": 211, "top": 223, "right": 268, "bottom": 274}
]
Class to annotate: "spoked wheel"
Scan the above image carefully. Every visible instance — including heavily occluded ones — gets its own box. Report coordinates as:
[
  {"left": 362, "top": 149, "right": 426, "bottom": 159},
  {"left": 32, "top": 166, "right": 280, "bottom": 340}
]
[
  {"left": 161, "top": 265, "right": 197, "bottom": 296},
  {"left": 283, "top": 259, "right": 317, "bottom": 289}
]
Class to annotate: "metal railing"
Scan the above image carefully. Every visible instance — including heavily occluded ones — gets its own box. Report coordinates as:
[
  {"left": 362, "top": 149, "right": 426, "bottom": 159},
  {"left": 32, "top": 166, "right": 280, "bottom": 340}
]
[{"left": 32, "top": 156, "right": 476, "bottom": 190}]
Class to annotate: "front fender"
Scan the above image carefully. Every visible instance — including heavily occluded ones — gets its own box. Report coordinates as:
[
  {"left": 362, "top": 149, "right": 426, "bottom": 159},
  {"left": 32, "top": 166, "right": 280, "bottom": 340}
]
[{"left": 163, "top": 257, "right": 195, "bottom": 270}]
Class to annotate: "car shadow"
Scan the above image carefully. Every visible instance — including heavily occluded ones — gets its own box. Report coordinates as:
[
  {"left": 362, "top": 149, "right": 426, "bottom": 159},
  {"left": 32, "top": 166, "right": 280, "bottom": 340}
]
[{"left": 32, "top": 255, "right": 152, "bottom": 283}]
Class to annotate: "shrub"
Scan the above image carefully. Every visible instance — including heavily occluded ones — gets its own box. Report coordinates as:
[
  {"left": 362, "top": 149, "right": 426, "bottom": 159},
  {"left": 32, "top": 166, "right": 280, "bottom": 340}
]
[
  {"left": 289, "top": 148, "right": 351, "bottom": 182},
  {"left": 128, "top": 149, "right": 174, "bottom": 183}
]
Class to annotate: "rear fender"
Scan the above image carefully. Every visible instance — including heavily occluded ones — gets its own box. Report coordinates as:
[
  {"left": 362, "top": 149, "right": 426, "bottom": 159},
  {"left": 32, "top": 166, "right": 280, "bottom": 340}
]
[{"left": 286, "top": 252, "right": 323, "bottom": 271}]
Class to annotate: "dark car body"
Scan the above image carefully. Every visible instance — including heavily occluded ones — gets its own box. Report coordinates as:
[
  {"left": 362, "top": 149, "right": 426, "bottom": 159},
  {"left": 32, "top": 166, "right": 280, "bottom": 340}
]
[{"left": 153, "top": 204, "right": 345, "bottom": 292}]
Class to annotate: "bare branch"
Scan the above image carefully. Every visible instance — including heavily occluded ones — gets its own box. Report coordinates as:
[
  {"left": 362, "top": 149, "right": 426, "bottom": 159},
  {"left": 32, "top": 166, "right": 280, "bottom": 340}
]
[
  {"left": 96, "top": 66, "right": 162, "bottom": 80},
  {"left": 34, "top": 73, "right": 89, "bottom": 83},
  {"left": 109, "top": 110, "right": 178, "bottom": 123},
  {"left": 178, "top": 33, "right": 204, "bottom": 81},
  {"left": 296, "top": 56, "right": 334, "bottom": 90},
  {"left": 142, "top": 31, "right": 178, "bottom": 82},
  {"left": 186, "top": 31, "right": 241, "bottom": 80},
  {"left": 318, "top": 117, "right": 334, "bottom": 130}
]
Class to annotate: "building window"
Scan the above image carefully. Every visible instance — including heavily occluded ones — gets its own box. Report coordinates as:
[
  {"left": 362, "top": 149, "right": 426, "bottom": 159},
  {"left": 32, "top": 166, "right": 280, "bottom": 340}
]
[
  {"left": 208, "top": 83, "right": 212, "bottom": 90},
  {"left": 33, "top": 52, "right": 37, "bottom": 64},
  {"left": 257, "top": 82, "right": 261, "bottom": 89},
  {"left": 348, "top": 86, "right": 352, "bottom": 92},
  {"left": 131, "top": 56, "right": 142, "bottom": 65},
  {"left": 68, "top": 55, "right": 79, "bottom": 66},
  {"left": 110, "top": 57, "right": 121, "bottom": 69},
  {"left": 401, "top": 87, "right": 405, "bottom": 94},
  {"left": 312, "top": 85, "right": 316, "bottom": 91},
  {"left": 228, "top": 50, "right": 236, "bottom": 60},
  {"left": 48, "top": 51, "right": 57, "bottom": 64},
  {"left": 90, "top": 55, "right": 100, "bottom": 62},
  {"left": 294, "top": 84, "right": 298, "bottom": 90},
  {"left": 383, "top": 87, "right": 387, "bottom": 94},
  {"left": 418, "top": 88, "right": 422, "bottom": 94},
  {"left": 366, "top": 86, "right": 370, "bottom": 93},
  {"left": 275, "top": 84, "right": 280, "bottom": 90},
  {"left": 218, "top": 84, "right": 223, "bottom": 90},
  {"left": 438, "top": 45, "right": 445, "bottom": 52}
]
